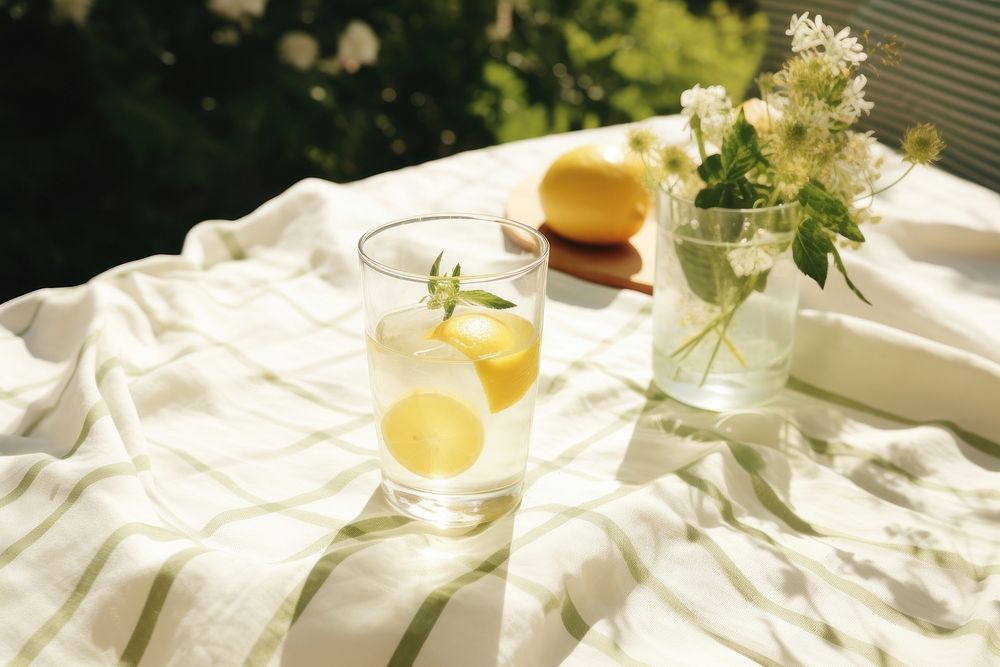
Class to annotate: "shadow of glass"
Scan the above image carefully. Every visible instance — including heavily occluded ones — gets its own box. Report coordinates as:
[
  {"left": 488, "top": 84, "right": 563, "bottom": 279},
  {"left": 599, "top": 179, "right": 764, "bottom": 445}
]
[
  {"left": 614, "top": 382, "right": 728, "bottom": 485},
  {"left": 279, "top": 488, "right": 517, "bottom": 667}
]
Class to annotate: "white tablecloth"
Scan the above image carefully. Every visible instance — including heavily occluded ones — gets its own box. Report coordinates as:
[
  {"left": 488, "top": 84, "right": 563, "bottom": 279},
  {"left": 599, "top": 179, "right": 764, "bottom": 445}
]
[{"left": 2, "top": 117, "right": 999, "bottom": 666}]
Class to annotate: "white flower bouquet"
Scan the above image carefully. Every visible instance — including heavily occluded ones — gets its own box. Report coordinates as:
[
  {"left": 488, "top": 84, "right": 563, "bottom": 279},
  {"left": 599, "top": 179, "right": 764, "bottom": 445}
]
[{"left": 630, "top": 12, "right": 944, "bottom": 398}]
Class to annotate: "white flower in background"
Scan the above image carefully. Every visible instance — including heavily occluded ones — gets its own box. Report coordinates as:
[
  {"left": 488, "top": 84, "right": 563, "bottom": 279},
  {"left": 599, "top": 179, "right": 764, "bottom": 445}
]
[
  {"left": 831, "top": 74, "right": 874, "bottom": 123},
  {"left": 207, "top": 0, "right": 267, "bottom": 22},
  {"left": 52, "top": 0, "right": 94, "bottom": 27},
  {"left": 786, "top": 12, "right": 866, "bottom": 70},
  {"left": 337, "top": 20, "right": 379, "bottom": 74},
  {"left": 821, "top": 130, "right": 881, "bottom": 199},
  {"left": 278, "top": 31, "right": 320, "bottom": 71},
  {"left": 727, "top": 243, "right": 775, "bottom": 278},
  {"left": 680, "top": 84, "right": 732, "bottom": 145}
]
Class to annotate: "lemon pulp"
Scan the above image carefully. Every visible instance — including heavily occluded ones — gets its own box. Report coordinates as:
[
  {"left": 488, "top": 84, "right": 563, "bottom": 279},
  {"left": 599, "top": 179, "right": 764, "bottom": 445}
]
[
  {"left": 429, "top": 311, "right": 540, "bottom": 413},
  {"left": 381, "top": 390, "right": 484, "bottom": 478}
]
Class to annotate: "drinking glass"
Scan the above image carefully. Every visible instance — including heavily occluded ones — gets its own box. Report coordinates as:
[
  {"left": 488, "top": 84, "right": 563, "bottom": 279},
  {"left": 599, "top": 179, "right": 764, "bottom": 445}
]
[{"left": 359, "top": 214, "right": 548, "bottom": 526}]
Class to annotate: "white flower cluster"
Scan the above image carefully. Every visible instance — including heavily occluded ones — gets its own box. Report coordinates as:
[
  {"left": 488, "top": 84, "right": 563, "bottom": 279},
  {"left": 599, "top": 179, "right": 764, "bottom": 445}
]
[
  {"left": 831, "top": 74, "right": 874, "bottom": 124},
  {"left": 727, "top": 238, "right": 777, "bottom": 278},
  {"left": 680, "top": 85, "right": 733, "bottom": 146},
  {"left": 278, "top": 21, "right": 379, "bottom": 74},
  {"left": 207, "top": 0, "right": 267, "bottom": 23},
  {"left": 337, "top": 20, "right": 380, "bottom": 74},
  {"left": 278, "top": 32, "right": 320, "bottom": 71},
  {"left": 786, "top": 13, "right": 867, "bottom": 70}
]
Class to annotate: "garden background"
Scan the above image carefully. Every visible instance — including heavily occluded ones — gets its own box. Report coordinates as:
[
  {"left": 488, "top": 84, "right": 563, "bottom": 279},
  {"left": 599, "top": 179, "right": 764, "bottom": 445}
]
[{"left": 0, "top": 0, "right": 765, "bottom": 302}]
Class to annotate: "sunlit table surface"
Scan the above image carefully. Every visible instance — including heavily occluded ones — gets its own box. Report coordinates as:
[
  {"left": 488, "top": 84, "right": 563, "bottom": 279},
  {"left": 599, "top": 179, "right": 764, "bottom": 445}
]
[{"left": 2, "top": 116, "right": 1000, "bottom": 666}]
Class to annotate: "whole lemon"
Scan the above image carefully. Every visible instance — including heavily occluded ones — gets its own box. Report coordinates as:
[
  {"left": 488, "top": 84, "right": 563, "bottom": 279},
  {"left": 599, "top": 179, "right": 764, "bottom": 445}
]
[{"left": 538, "top": 145, "right": 650, "bottom": 245}]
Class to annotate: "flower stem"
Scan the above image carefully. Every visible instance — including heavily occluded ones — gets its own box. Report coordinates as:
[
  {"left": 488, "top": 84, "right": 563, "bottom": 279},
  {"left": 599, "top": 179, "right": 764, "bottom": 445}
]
[
  {"left": 699, "top": 306, "right": 739, "bottom": 386},
  {"left": 854, "top": 163, "right": 915, "bottom": 203},
  {"left": 691, "top": 116, "right": 708, "bottom": 162}
]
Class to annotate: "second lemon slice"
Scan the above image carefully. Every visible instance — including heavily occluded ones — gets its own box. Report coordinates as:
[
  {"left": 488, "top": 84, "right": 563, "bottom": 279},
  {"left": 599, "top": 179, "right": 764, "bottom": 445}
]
[
  {"left": 429, "top": 312, "right": 540, "bottom": 413},
  {"left": 381, "top": 391, "right": 484, "bottom": 478}
]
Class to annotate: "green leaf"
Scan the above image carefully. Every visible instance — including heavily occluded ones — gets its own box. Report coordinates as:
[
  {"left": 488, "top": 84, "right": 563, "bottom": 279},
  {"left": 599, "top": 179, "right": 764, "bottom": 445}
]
[
  {"left": 797, "top": 180, "right": 864, "bottom": 243},
  {"left": 444, "top": 299, "right": 457, "bottom": 320},
  {"left": 792, "top": 217, "right": 833, "bottom": 288},
  {"left": 672, "top": 222, "right": 739, "bottom": 305},
  {"left": 428, "top": 251, "right": 443, "bottom": 294},
  {"left": 452, "top": 263, "right": 461, "bottom": 278},
  {"left": 696, "top": 154, "right": 723, "bottom": 184},
  {"left": 830, "top": 244, "right": 871, "bottom": 305},
  {"left": 694, "top": 180, "right": 758, "bottom": 210},
  {"left": 694, "top": 182, "right": 727, "bottom": 208},
  {"left": 457, "top": 290, "right": 516, "bottom": 310},
  {"left": 720, "top": 109, "right": 762, "bottom": 179}
]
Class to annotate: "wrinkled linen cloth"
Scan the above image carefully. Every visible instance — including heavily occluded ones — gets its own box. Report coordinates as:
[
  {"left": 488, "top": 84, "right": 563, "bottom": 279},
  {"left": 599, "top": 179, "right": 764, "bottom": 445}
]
[{"left": 1, "top": 116, "right": 999, "bottom": 667}]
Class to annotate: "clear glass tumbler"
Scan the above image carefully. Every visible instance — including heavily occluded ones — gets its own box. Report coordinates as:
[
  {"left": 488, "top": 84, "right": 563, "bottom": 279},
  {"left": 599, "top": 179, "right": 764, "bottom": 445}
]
[
  {"left": 359, "top": 214, "right": 548, "bottom": 527},
  {"left": 652, "top": 189, "right": 802, "bottom": 411}
]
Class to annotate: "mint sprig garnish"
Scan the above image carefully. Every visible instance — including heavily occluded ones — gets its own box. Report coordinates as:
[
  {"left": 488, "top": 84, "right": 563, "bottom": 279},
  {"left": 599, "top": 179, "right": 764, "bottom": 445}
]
[{"left": 422, "top": 251, "right": 516, "bottom": 320}]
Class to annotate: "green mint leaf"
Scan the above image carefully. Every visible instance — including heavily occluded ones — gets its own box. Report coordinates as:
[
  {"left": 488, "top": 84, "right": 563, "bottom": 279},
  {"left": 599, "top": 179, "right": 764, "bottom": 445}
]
[
  {"left": 695, "top": 181, "right": 758, "bottom": 210},
  {"left": 830, "top": 244, "right": 872, "bottom": 305},
  {"left": 428, "top": 251, "right": 443, "bottom": 294},
  {"left": 696, "top": 154, "right": 723, "bottom": 184},
  {"left": 457, "top": 290, "right": 516, "bottom": 310},
  {"left": 694, "top": 182, "right": 727, "bottom": 208},
  {"left": 792, "top": 217, "right": 833, "bottom": 288},
  {"left": 720, "top": 109, "right": 762, "bottom": 180},
  {"left": 423, "top": 252, "right": 517, "bottom": 321},
  {"left": 797, "top": 180, "right": 865, "bottom": 243}
]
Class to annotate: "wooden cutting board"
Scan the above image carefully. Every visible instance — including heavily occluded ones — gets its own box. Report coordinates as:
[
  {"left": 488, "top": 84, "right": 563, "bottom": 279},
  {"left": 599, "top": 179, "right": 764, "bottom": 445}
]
[{"left": 504, "top": 172, "right": 657, "bottom": 294}]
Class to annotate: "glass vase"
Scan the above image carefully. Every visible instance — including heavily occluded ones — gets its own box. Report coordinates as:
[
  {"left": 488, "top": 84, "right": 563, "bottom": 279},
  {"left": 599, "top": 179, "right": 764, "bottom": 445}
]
[{"left": 652, "top": 189, "right": 801, "bottom": 411}]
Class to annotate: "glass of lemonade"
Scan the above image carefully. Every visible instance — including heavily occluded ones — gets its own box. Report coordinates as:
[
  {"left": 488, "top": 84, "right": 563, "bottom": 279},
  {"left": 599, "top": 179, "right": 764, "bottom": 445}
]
[{"left": 358, "top": 214, "right": 548, "bottom": 527}]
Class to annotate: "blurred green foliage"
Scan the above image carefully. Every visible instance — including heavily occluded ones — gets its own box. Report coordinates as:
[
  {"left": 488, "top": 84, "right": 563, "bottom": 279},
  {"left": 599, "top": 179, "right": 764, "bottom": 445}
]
[{"left": 0, "top": 0, "right": 764, "bottom": 301}]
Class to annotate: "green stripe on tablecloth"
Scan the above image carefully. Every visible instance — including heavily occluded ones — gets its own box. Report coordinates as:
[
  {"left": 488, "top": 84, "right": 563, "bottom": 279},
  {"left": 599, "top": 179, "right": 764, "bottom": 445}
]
[
  {"left": 682, "top": 522, "right": 905, "bottom": 666},
  {"left": 724, "top": 441, "right": 1000, "bottom": 581},
  {"left": 560, "top": 592, "right": 651, "bottom": 667},
  {"left": 543, "top": 302, "right": 651, "bottom": 397},
  {"left": 789, "top": 422, "right": 1000, "bottom": 500},
  {"left": 591, "top": 362, "right": 1000, "bottom": 469},
  {"left": 0, "top": 460, "right": 51, "bottom": 510},
  {"left": 18, "top": 330, "right": 101, "bottom": 437},
  {"left": 0, "top": 400, "right": 110, "bottom": 521},
  {"left": 388, "top": 544, "right": 512, "bottom": 667},
  {"left": 236, "top": 410, "right": 373, "bottom": 460},
  {"left": 193, "top": 275, "right": 355, "bottom": 332},
  {"left": 12, "top": 511, "right": 407, "bottom": 667},
  {"left": 153, "top": 440, "right": 350, "bottom": 531},
  {"left": 649, "top": 415, "right": 1000, "bottom": 580},
  {"left": 386, "top": 485, "right": 774, "bottom": 667},
  {"left": 216, "top": 227, "right": 247, "bottom": 260},
  {"left": 119, "top": 546, "right": 207, "bottom": 667},
  {"left": 5, "top": 523, "right": 180, "bottom": 667},
  {"left": 788, "top": 376, "right": 1000, "bottom": 460},
  {"left": 0, "top": 375, "right": 56, "bottom": 406},
  {"left": 535, "top": 505, "right": 782, "bottom": 667},
  {"left": 0, "top": 458, "right": 147, "bottom": 570},
  {"left": 244, "top": 515, "right": 413, "bottom": 667},
  {"left": 495, "top": 569, "right": 647, "bottom": 665},
  {"left": 524, "top": 405, "right": 643, "bottom": 485},
  {"left": 196, "top": 459, "right": 377, "bottom": 537},
  {"left": 12, "top": 298, "right": 45, "bottom": 338},
  {"left": 677, "top": 469, "right": 1000, "bottom": 655}
]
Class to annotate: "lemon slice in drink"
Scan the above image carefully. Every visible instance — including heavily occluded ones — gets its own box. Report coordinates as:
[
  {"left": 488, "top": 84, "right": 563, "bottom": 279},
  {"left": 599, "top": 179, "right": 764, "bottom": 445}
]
[
  {"left": 381, "top": 391, "right": 484, "bottom": 478},
  {"left": 429, "top": 312, "right": 540, "bottom": 413}
]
